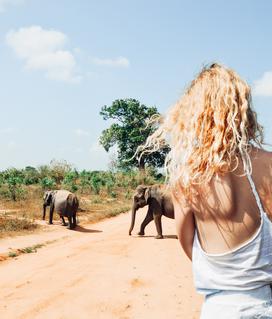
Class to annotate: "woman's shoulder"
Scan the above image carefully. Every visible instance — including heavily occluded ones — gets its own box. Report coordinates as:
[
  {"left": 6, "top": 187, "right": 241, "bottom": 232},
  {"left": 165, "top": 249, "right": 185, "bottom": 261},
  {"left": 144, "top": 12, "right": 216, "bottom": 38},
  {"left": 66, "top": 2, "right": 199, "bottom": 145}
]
[
  {"left": 252, "top": 147, "right": 272, "bottom": 169},
  {"left": 251, "top": 147, "right": 272, "bottom": 217},
  {"left": 250, "top": 148, "right": 272, "bottom": 189}
]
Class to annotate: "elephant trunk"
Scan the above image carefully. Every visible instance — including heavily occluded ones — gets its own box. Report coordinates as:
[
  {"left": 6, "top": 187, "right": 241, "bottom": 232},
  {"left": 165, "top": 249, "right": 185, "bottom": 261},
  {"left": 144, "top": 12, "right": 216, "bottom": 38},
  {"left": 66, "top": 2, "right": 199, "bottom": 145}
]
[
  {"left": 42, "top": 204, "right": 47, "bottom": 220},
  {"left": 129, "top": 205, "right": 137, "bottom": 236}
]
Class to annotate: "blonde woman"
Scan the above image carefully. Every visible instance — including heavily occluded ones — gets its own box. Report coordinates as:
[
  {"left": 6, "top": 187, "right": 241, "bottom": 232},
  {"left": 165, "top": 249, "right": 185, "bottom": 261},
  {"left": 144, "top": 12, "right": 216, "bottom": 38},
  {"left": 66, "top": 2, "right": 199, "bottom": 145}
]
[{"left": 143, "top": 63, "right": 272, "bottom": 318}]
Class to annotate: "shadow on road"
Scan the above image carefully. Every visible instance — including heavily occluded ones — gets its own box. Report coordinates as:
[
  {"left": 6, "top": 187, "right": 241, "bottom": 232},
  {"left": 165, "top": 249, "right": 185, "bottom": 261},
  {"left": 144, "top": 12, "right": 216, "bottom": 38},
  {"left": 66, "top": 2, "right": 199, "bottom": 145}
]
[
  {"left": 74, "top": 226, "right": 102, "bottom": 233},
  {"left": 132, "top": 234, "right": 178, "bottom": 239},
  {"left": 164, "top": 235, "right": 178, "bottom": 239}
]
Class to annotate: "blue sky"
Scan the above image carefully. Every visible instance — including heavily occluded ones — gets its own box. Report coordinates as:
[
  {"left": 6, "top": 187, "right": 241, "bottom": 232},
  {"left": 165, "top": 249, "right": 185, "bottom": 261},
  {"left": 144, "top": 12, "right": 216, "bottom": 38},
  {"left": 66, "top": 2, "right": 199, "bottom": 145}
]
[{"left": 1, "top": 0, "right": 272, "bottom": 170}]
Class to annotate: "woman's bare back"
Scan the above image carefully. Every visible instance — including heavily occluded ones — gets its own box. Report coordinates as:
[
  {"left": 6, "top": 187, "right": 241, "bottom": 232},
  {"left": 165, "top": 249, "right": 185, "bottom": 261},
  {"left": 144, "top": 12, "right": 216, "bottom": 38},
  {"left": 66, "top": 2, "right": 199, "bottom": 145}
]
[{"left": 192, "top": 147, "right": 272, "bottom": 254}]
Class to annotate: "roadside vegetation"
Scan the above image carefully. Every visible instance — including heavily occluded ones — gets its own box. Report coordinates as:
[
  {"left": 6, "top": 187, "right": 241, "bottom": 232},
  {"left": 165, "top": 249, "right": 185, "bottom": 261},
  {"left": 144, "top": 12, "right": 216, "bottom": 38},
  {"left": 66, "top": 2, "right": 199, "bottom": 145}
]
[{"left": 0, "top": 161, "right": 163, "bottom": 237}]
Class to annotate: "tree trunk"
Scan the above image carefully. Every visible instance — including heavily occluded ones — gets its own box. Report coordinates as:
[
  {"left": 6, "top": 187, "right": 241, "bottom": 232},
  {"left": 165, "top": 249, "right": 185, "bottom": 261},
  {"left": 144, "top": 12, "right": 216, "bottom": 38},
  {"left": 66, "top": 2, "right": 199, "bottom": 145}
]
[{"left": 139, "top": 157, "right": 145, "bottom": 171}]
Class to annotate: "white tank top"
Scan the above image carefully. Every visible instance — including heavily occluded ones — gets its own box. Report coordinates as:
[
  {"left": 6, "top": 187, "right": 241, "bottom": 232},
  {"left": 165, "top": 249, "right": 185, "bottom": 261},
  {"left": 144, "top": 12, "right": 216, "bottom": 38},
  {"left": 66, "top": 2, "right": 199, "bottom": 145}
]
[{"left": 192, "top": 169, "right": 272, "bottom": 296}]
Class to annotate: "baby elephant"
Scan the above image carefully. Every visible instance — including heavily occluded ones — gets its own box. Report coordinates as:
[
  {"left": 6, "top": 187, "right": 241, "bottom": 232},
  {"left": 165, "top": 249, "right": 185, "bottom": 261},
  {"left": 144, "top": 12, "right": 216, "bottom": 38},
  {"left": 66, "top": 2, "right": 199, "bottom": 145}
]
[
  {"left": 43, "top": 190, "right": 79, "bottom": 229},
  {"left": 129, "top": 184, "right": 174, "bottom": 239}
]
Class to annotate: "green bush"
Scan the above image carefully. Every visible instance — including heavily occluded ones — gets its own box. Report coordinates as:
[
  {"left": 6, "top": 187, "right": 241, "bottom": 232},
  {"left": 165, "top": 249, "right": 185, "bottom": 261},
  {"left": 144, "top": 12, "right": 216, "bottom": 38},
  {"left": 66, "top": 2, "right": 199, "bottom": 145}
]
[
  {"left": 2, "top": 169, "right": 24, "bottom": 201},
  {"left": 40, "top": 177, "right": 56, "bottom": 190},
  {"left": 78, "top": 170, "right": 93, "bottom": 193},
  {"left": 90, "top": 173, "right": 104, "bottom": 194},
  {"left": 23, "top": 166, "right": 39, "bottom": 185},
  {"left": 62, "top": 170, "right": 79, "bottom": 192}
]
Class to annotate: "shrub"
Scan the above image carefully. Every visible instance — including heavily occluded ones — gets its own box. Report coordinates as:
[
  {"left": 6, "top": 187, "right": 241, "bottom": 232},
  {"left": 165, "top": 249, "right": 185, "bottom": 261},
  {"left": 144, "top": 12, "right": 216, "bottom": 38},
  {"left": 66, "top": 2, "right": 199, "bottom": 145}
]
[
  {"left": 2, "top": 168, "right": 24, "bottom": 201},
  {"left": 40, "top": 177, "right": 56, "bottom": 190},
  {"left": 49, "top": 159, "right": 73, "bottom": 184},
  {"left": 109, "top": 191, "right": 117, "bottom": 198},
  {"left": 23, "top": 166, "right": 39, "bottom": 185},
  {"left": 62, "top": 170, "right": 79, "bottom": 192},
  {"left": 78, "top": 170, "right": 92, "bottom": 193},
  {"left": 37, "top": 165, "right": 51, "bottom": 180},
  {"left": 90, "top": 173, "right": 103, "bottom": 194},
  {"left": 125, "top": 189, "right": 132, "bottom": 199},
  {"left": 0, "top": 216, "right": 37, "bottom": 233}
]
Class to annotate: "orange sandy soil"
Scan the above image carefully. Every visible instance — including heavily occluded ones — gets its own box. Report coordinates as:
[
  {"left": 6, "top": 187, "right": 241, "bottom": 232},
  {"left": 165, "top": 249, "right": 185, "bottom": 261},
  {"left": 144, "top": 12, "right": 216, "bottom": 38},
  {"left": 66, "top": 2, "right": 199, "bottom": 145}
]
[{"left": 0, "top": 208, "right": 203, "bottom": 319}]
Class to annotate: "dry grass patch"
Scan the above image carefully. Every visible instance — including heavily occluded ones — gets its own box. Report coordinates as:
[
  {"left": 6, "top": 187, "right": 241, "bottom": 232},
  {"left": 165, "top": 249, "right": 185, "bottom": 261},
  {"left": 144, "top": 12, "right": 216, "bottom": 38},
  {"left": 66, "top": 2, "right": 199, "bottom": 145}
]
[
  {"left": 77, "top": 192, "right": 131, "bottom": 224},
  {"left": 0, "top": 215, "right": 39, "bottom": 238}
]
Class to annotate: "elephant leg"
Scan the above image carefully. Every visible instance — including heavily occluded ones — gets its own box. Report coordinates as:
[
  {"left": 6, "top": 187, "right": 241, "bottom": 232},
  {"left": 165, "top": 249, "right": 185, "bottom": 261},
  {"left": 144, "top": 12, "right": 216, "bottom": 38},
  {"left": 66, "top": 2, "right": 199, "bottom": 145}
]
[
  {"left": 42, "top": 204, "right": 47, "bottom": 220},
  {"left": 153, "top": 214, "right": 163, "bottom": 239},
  {"left": 72, "top": 214, "right": 77, "bottom": 229},
  {"left": 67, "top": 216, "right": 73, "bottom": 230},
  {"left": 138, "top": 212, "right": 153, "bottom": 236},
  {"left": 61, "top": 216, "right": 68, "bottom": 226},
  {"left": 49, "top": 204, "right": 54, "bottom": 224}
]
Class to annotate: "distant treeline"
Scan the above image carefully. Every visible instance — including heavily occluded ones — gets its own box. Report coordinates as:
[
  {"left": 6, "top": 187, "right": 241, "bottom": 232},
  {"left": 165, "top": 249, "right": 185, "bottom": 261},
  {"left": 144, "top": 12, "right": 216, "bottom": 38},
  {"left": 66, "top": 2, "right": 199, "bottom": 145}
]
[{"left": 0, "top": 160, "right": 163, "bottom": 201}]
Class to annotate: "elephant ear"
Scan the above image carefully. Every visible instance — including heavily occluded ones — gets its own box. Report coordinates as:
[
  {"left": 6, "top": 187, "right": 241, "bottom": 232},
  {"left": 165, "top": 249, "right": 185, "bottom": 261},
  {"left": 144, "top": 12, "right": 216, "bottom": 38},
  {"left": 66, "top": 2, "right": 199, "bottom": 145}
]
[
  {"left": 43, "top": 191, "right": 49, "bottom": 200},
  {"left": 144, "top": 187, "right": 151, "bottom": 202},
  {"left": 48, "top": 190, "right": 56, "bottom": 201},
  {"left": 44, "top": 190, "right": 53, "bottom": 200}
]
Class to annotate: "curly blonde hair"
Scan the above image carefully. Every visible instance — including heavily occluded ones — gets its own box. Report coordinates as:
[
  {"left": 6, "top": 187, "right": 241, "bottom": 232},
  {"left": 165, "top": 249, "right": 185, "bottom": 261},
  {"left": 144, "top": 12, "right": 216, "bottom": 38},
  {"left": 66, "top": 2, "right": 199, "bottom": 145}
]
[{"left": 141, "top": 63, "right": 263, "bottom": 189}]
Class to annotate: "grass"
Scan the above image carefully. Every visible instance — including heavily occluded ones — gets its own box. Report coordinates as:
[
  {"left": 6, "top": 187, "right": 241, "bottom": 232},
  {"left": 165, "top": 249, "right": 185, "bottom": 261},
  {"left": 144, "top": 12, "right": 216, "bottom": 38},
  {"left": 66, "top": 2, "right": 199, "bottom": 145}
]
[
  {"left": 8, "top": 251, "right": 17, "bottom": 258},
  {"left": 18, "top": 244, "right": 44, "bottom": 254},
  {"left": 0, "top": 238, "right": 76, "bottom": 262},
  {"left": 0, "top": 216, "right": 39, "bottom": 238},
  {"left": 6, "top": 243, "right": 47, "bottom": 259},
  {"left": 83, "top": 204, "right": 131, "bottom": 224}
]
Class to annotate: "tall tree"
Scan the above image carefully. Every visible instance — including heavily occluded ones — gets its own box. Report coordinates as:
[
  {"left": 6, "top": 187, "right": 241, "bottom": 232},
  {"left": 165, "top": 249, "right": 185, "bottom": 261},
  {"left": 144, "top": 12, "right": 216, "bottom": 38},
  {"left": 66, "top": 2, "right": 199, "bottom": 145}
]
[{"left": 99, "top": 98, "right": 168, "bottom": 170}]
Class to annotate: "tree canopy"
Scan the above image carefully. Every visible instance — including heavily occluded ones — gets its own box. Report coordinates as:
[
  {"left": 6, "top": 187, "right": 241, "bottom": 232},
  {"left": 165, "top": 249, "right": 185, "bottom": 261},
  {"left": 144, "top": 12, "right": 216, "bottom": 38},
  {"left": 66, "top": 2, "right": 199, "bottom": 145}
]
[{"left": 99, "top": 98, "right": 168, "bottom": 170}]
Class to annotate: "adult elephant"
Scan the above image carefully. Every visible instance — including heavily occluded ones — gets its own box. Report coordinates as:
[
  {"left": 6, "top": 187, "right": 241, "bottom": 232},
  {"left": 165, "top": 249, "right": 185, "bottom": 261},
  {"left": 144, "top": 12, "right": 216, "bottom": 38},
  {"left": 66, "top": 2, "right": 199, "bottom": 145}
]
[
  {"left": 129, "top": 184, "right": 174, "bottom": 239},
  {"left": 43, "top": 190, "right": 79, "bottom": 230}
]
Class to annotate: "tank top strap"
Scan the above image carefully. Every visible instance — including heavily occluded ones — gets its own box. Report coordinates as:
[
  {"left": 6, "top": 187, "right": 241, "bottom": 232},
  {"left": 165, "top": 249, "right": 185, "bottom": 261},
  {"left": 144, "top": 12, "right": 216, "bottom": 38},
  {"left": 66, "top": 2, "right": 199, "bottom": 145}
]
[
  {"left": 245, "top": 168, "right": 265, "bottom": 217},
  {"left": 241, "top": 153, "right": 265, "bottom": 216}
]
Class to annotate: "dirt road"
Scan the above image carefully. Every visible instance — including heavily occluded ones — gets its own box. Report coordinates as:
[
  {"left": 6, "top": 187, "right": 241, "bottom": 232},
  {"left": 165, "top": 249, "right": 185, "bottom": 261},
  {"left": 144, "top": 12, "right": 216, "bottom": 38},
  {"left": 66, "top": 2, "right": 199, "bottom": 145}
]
[{"left": 0, "top": 209, "right": 203, "bottom": 319}]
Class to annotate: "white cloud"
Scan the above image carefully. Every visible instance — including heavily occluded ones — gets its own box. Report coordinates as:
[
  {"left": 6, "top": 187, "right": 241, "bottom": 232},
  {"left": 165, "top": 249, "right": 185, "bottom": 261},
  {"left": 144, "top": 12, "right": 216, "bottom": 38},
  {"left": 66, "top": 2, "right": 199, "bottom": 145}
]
[
  {"left": 0, "top": 0, "right": 24, "bottom": 12},
  {"left": 0, "top": 127, "right": 14, "bottom": 134},
  {"left": 253, "top": 71, "right": 272, "bottom": 96},
  {"left": 92, "top": 56, "right": 130, "bottom": 68},
  {"left": 6, "top": 25, "right": 81, "bottom": 83},
  {"left": 74, "top": 128, "right": 90, "bottom": 137},
  {"left": 7, "top": 141, "right": 16, "bottom": 150}
]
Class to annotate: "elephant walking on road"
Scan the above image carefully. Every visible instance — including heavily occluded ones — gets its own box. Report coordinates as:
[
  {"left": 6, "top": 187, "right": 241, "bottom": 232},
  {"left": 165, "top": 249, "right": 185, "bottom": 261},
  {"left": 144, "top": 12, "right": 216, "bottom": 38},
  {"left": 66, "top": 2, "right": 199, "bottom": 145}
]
[
  {"left": 43, "top": 190, "right": 79, "bottom": 230},
  {"left": 129, "top": 184, "right": 174, "bottom": 239}
]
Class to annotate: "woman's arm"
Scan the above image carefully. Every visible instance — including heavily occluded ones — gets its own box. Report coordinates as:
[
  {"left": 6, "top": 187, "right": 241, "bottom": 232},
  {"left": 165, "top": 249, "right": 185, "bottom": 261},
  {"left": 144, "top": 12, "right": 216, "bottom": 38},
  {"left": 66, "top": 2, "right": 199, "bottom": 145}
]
[{"left": 172, "top": 192, "right": 195, "bottom": 261}]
